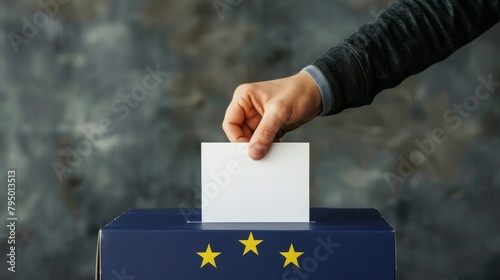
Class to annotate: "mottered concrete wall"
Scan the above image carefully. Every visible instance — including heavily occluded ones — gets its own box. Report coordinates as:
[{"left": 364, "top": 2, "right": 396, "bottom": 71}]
[{"left": 0, "top": 0, "right": 499, "bottom": 279}]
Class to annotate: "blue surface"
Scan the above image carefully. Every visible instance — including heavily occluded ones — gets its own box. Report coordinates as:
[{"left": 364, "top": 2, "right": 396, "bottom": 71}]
[{"left": 99, "top": 208, "right": 395, "bottom": 279}]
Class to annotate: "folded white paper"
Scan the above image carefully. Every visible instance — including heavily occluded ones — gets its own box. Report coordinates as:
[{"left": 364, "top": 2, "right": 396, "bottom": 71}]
[{"left": 201, "top": 143, "right": 309, "bottom": 222}]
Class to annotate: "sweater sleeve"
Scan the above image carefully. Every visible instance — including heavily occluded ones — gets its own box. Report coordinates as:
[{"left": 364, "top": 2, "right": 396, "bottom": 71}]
[{"left": 310, "top": 0, "right": 500, "bottom": 115}]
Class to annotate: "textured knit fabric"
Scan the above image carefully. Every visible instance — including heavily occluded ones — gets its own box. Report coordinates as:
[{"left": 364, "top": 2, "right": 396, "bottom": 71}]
[
  {"left": 301, "top": 65, "right": 334, "bottom": 116},
  {"left": 310, "top": 0, "right": 500, "bottom": 115}
]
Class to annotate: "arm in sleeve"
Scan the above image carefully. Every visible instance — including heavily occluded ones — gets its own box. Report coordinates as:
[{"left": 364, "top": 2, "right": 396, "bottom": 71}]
[{"left": 307, "top": 0, "right": 500, "bottom": 116}]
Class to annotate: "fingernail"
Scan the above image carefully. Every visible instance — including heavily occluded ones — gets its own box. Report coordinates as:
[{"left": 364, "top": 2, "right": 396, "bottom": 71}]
[{"left": 250, "top": 144, "right": 266, "bottom": 159}]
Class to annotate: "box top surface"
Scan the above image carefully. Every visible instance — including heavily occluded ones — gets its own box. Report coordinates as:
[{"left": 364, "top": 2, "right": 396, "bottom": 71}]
[{"left": 101, "top": 208, "right": 393, "bottom": 232}]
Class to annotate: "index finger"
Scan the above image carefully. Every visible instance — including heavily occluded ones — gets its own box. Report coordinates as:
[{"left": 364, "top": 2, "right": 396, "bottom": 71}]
[{"left": 222, "top": 101, "right": 250, "bottom": 142}]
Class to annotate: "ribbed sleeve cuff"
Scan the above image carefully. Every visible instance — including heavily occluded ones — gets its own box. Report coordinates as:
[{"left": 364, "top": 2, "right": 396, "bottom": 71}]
[{"left": 301, "top": 65, "right": 333, "bottom": 116}]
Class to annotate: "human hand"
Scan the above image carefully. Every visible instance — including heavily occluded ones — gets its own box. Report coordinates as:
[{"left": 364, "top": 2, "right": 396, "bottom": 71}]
[{"left": 222, "top": 72, "right": 322, "bottom": 160}]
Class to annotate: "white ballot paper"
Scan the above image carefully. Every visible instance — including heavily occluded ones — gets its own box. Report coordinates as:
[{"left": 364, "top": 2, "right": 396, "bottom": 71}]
[{"left": 201, "top": 142, "right": 309, "bottom": 222}]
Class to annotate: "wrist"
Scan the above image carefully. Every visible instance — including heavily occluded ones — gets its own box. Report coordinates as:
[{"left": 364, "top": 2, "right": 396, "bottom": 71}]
[
  {"left": 300, "top": 65, "right": 333, "bottom": 116},
  {"left": 296, "top": 71, "right": 322, "bottom": 117}
]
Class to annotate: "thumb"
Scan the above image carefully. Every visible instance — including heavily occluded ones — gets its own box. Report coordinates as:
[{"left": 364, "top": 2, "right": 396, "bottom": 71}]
[{"left": 248, "top": 110, "right": 286, "bottom": 160}]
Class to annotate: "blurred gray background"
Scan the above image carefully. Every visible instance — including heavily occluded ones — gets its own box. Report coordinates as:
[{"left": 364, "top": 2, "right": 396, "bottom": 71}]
[{"left": 0, "top": 0, "right": 499, "bottom": 279}]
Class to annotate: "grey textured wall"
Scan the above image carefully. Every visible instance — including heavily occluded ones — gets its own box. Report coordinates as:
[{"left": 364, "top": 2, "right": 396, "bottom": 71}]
[{"left": 0, "top": 0, "right": 499, "bottom": 279}]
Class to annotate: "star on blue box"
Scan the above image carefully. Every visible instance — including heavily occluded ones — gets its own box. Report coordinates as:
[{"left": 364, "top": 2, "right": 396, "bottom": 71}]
[{"left": 96, "top": 208, "right": 395, "bottom": 279}]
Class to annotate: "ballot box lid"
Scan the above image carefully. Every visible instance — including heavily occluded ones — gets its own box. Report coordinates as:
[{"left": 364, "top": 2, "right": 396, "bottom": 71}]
[{"left": 101, "top": 208, "right": 394, "bottom": 231}]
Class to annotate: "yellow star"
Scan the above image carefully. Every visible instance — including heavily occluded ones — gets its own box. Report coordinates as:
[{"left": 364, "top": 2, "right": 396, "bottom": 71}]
[
  {"left": 197, "top": 244, "right": 221, "bottom": 268},
  {"left": 280, "top": 244, "right": 304, "bottom": 268},
  {"left": 239, "top": 232, "right": 263, "bottom": 255}
]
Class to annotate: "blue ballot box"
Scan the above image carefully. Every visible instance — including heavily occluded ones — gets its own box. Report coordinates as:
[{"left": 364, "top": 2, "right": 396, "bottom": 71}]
[{"left": 96, "top": 208, "right": 395, "bottom": 280}]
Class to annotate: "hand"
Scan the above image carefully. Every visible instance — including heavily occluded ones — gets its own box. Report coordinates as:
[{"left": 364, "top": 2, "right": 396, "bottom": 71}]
[{"left": 222, "top": 72, "right": 322, "bottom": 160}]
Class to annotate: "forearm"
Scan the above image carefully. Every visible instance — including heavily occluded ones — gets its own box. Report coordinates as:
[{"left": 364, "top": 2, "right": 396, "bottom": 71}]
[{"left": 308, "top": 0, "right": 500, "bottom": 115}]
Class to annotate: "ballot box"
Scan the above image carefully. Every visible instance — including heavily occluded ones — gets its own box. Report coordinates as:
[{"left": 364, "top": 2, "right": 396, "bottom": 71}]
[{"left": 96, "top": 208, "right": 395, "bottom": 279}]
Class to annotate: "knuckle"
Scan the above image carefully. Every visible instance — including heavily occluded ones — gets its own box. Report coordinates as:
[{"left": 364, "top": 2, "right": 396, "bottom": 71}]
[
  {"left": 235, "top": 83, "right": 257, "bottom": 97},
  {"left": 259, "top": 126, "right": 277, "bottom": 140}
]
